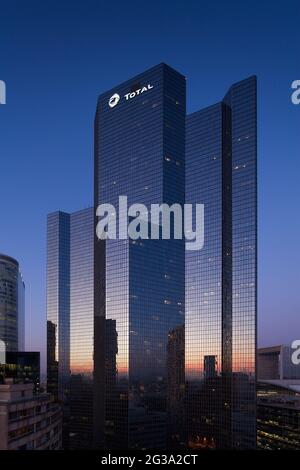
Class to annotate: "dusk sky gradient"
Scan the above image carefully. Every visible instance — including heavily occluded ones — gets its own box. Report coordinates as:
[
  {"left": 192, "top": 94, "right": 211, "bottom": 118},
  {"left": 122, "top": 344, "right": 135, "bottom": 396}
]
[{"left": 0, "top": 0, "right": 299, "bottom": 371}]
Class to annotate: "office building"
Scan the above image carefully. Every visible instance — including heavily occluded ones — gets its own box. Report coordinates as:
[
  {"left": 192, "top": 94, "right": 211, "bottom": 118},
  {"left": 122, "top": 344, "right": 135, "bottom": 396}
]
[
  {"left": 0, "top": 351, "right": 40, "bottom": 394},
  {"left": 46, "top": 212, "right": 70, "bottom": 402},
  {"left": 48, "top": 64, "right": 257, "bottom": 450},
  {"left": 46, "top": 207, "right": 94, "bottom": 448},
  {"left": 258, "top": 345, "right": 300, "bottom": 381},
  {"left": 94, "top": 63, "right": 186, "bottom": 449},
  {"left": 257, "top": 382, "right": 300, "bottom": 450},
  {"left": 69, "top": 207, "right": 94, "bottom": 449},
  {"left": 257, "top": 345, "right": 300, "bottom": 449},
  {"left": 0, "top": 254, "right": 25, "bottom": 352},
  {"left": 47, "top": 320, "right": 59, "bottom": 400},
  {"left": 0, "top": 379, "right": 62, "bottom": 450},
  {"left": 185, "top": 77, "right": 257, "bottom": 449},
  {"left": 167, "top": 325, "right": 185, "bottom": 447}
]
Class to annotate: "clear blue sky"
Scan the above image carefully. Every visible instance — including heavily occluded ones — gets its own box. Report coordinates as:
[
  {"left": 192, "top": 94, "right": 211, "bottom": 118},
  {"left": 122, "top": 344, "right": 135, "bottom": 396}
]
[{"left": 0, "top": 0, "right": 299, "bottom": 370}]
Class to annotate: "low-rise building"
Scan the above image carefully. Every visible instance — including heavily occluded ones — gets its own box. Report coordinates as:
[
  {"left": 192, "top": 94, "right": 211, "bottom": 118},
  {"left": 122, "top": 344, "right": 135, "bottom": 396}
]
[
  {"left": 257, "top": 381, "right": 300, "bottom": 450},
  {"left": 0, "top": 379, "right": 62, "bottom": 450},
  {"left": 257, "top": 345, "right": 300, "bottom": 450}
]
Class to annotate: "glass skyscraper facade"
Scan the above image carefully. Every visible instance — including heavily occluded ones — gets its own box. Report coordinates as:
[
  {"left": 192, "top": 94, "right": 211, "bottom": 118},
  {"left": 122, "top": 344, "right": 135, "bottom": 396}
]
[
  {"left": 94, "top": 63, "right": 186, "bottom": 449},
  {"left": 0, "top": 254, "right": 25, "bottom": 353},
  {"left": 47, "top": 65, "right": 257, "bottom": 450},
  {"left": 69, "top": 207, "right": 94, "bottom": 449},
  {"left": 47, "top": 208, "right": 94, "bottom": 449},
  {"left": 47, "top": 212, "right": 70, "bottom": 402},
  {"left": 185, "top": 77, "right": 257, "bottom": 449}
]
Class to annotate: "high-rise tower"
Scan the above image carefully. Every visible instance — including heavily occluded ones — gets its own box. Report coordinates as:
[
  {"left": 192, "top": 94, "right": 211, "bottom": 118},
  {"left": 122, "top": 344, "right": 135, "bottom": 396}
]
[
  {"left": 185, "top": 77, "right": 257, "bottom": 449},
  {"left": 94, "top": 64, "right": 186, "bottom": 449}
]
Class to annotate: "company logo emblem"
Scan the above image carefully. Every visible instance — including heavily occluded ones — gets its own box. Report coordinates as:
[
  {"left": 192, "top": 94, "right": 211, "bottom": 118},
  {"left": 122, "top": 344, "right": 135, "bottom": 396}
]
[
  {"left": 109, "top": 93, "right": 120, "bottom": 108},
  {"left": 108, "top": 84, "right": 154, "bottom": 108},
  {"left": 124, "top": 84, "right": 153, "bottom": 101}
]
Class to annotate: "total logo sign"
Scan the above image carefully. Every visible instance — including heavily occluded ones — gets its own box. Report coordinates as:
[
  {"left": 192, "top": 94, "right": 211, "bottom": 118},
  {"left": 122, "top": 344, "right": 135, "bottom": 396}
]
[{"left": 108, "top": 84, "right": 154, "bottom": 108}]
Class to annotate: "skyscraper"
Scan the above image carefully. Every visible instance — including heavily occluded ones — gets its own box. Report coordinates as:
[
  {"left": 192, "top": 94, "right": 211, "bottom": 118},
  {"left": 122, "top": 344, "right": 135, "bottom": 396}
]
[
  {"left": 69, "top": 207, "right": 94, "bottom": 449},
  {"left": 185, "top": 77, "right": 257, "bottom": 449},
  {"left": 0, "top": 254, "right": 25, "bottom": 352},
  {"left": 46, "top": 212, "right": 70, "bottom": 401},
  {"left": 48, "top": 65, "right": 257, "bottom": 450},
  {"left": 167, "top": 325, "right": 185, "bottom": 447},
  {"left": 94, "top": 63, "right": 186, "bottom": 449},
  {"left": 46, "top": 207, "right": 94, "bottom": 448}
]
